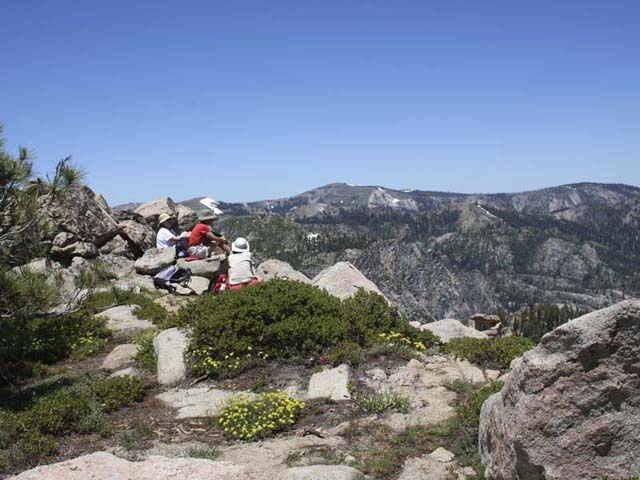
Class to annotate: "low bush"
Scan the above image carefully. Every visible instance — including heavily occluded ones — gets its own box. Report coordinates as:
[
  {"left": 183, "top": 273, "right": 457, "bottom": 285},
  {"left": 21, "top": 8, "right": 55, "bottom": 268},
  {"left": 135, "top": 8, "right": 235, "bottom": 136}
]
[
  {"left": 0, "top": 310, "right": 111, "bottom": 375},
  {"left": 444, "top": 336, "right": 534, "bottom": 369},
  {"left": 0, "top": 375, "right": 145, "bottom": 475},
  {"left": 354, "top": 390, "right": 411, "bottom": 414},
  {"left": 134, "top": 331, "right": 158, "bottom": 373},
  {"left": 186, "top": 280, "right": 439, "bottom": 378},
  {"left": 218, "top": 390, "right": 305, "bottom": 441}
]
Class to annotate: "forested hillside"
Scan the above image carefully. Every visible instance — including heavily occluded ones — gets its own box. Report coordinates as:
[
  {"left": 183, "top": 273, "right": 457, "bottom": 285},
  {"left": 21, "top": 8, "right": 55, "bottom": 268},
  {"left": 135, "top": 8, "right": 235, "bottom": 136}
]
[{"left": 212, "top": 183, "right": 640, "bottom": 320}]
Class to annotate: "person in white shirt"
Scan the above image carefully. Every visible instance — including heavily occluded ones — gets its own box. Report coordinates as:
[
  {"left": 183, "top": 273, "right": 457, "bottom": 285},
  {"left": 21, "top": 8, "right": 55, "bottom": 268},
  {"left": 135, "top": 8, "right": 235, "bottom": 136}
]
[
  {"left": 227, "top": 237, "right": 258, "bottom": 288},
  {"left": 156, "top": 213, "right": 187, "bottom": 249}
]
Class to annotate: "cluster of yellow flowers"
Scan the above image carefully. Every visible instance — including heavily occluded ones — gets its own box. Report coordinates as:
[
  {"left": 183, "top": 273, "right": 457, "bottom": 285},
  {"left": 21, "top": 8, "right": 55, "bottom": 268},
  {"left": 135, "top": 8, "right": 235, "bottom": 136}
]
[
  {"left": 190, "top": 345, "right": 270, "bottom": 376},
  {"left": 377, "top": 331, "right": 427, "bottom": 351},
  {"left": 218, "top": 390, "right": 305, "bottom": 441},
  {"left": 70, "top": 333, "right": 105, "bottom": 359}
]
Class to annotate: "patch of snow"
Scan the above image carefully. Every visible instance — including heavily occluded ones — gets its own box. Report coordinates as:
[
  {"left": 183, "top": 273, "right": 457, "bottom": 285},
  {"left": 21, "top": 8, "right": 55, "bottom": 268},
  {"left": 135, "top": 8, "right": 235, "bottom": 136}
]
[
  {"left": 200, "top": 197, "right": 224, "bottom": 215},
  {"left": 391, "top": 198, "right": 400, "bottom": 204},
  {"left": 306, "top": 233, "right": 320, "bottom": 242},
  {"left": 346, "top": 183, "right": 361, "bottom": 187},
  {"left": 402, "top": 188, "right": 415, "bottom": 193},
  {"left": 377, "top": 187, "right": 384, "bottom": 192},
  {"left": 475, "top": 203, "right": 499, "bottom": 219}
]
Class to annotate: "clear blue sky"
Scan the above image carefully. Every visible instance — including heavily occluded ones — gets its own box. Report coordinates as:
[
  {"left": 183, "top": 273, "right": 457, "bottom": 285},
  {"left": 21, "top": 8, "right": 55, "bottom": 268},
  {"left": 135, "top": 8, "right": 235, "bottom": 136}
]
[{"left": 2, "top": 0, "right": 639, "bottom": 206}]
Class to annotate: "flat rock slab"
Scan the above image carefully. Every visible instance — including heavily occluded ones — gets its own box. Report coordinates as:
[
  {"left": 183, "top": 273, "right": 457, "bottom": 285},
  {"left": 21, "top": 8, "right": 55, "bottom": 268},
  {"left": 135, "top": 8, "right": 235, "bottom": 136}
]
[
  {"left": 221, "top": 434, "right": 345, "bottom": 480},
  {"left": 398, "top": 455, "right": 467, "bottom": 480},
  {"left": 153, "top": 328, "right": 189, "bottom": 385},
  {"left": 102, "top": 343, "right": 140, "bottom": 370},
  {"left": 110, "top": 366, "right": 142, "bottom": 378},
  {"left": 156, "top": 386, "right": 255, "bottom": 419},
  {"left": 8, "top": 451, "right": 253, "bottom": 480},
  {"left": 278, "top": 465, "right": 364, "bottom": 480},
  {"left": 307, "top": 364, "right": 351, "bottom": 401},
  {"left": 96, "top": 305, "right": 155, "bottom": 337}
]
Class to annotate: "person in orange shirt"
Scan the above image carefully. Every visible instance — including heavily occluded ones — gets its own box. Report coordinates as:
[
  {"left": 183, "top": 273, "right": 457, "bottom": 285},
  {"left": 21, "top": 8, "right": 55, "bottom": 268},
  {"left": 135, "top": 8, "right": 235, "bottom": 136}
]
[{"left": 187, "top": 213, "right": 230, "bottom": 258}]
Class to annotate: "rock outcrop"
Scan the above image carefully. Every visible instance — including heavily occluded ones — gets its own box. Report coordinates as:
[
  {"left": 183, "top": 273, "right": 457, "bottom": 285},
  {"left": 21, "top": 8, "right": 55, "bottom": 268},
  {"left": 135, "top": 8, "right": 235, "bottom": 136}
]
[
  {"left": 479, "top": 300, "right": 640, "bottom": 479},
  {"left": 7, "top": 451, "right": 253, "bottom": 480},
  {"left": 257, "top": 260, "right": 311, "bottom": 284},
  {"left": 40, "top": 185, "right": 119, "bottom": 246},
  {"left": 419, "top": 319, "right": 488, "bottom": 343},
  {"left": 311, "top": 262, "right": 387, "bottom": 301},
  {"left": 134, "top": 197, "right": 178, "bottom": 229},
  {"left": 50, "top": 232, "right": 99, "bottom": 258}
]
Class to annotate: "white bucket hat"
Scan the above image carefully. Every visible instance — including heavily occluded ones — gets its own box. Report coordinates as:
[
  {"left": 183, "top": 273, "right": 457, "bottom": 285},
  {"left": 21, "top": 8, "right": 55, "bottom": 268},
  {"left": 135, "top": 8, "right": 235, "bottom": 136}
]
[{"left": 231, "top": 237, "right": 250, "bottom": 253}]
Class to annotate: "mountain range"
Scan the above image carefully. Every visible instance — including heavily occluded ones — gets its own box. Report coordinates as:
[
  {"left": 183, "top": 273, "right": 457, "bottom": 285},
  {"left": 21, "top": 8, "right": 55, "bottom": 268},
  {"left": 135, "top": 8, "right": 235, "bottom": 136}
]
[{"left": 119, "top": 182, "right": 640, "bottom": 320}]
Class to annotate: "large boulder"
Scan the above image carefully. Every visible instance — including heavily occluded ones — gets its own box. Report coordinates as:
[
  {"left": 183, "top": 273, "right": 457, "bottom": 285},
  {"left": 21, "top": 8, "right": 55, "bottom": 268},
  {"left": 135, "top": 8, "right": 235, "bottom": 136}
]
[
  {"left": 257, "top": 259, "right": 311, "bottom": 284},
  {"left": 135, "top": 247, "right": 175, "bottom": 275},
  {"left": 40, "top": 185, "right": 119, "bottom": 246},
  {"left": 7, "top": 451, "right": 253, "bottom": 480},
  {"left": 419, "top": 319, "right": 488, "bottom": 343},
  {"left": 101, "top": 344, "right": 139, "bottom": 371},
  {"left": 176, "top": 255, "right": 224, "bottom": 280},
  {"left": 153, "top": 328, "right": 189, "bottom": 385},
  {"left": 177, "top": 204, "right": 198, "bottom": 231},
  {"left": 311, "top": 262, "right": 387, "bottom": 301},
  {"left": 119, "top": 219, "right": 156, "bottom": 253},
  {"left": 479, "top": 300, "right": 640, "bottom": 480},
  {"left": 134, "top": 197, "right": 178, "bottom": 229}
]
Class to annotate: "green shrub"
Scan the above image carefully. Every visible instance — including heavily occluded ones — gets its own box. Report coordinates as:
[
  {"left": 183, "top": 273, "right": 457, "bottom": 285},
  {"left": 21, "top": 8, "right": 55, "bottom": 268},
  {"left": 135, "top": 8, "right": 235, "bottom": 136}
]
[
  {"left": 455, "top": 381, "right": 503, "bottom": 428},
  {"left": 444, "top": 336, "right": 534, "bottom": 369},
  {"left": 90, "top": 376, "right": 146, "bottom": 412},
  {"left": 355, "top": 391, "right": 411, "bottom": 414},
  {"left": 0, "top": 375, "right": 145, "bottom": 475},
  {"left": 0, "top": 310, "right": 111, "bottom": 371},
  {"left": 134, "top": 331, "right": 158, "bottom": 373},
  {"left": 218, "top": 390, "right": 305, "bottom": 441},
  {"left": 187, "top": 280, "right": 438, "bottom": 378}
]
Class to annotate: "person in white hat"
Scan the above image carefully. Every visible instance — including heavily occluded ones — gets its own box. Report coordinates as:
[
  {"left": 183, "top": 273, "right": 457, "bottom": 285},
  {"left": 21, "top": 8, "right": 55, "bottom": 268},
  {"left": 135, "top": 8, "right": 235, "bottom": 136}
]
[
  {"left": 227, "top": 237, "right": 258, "bottom": 289},
  {"left": 156, "top": 213, "right": 188, "bottom": 249}
]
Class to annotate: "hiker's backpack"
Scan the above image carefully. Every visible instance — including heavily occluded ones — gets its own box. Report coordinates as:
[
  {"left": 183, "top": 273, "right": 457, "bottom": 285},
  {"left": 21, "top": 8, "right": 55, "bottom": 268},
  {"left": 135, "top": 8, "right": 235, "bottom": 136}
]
[{"left": 154, "top": 265, "right": 192, "bottom": 293}]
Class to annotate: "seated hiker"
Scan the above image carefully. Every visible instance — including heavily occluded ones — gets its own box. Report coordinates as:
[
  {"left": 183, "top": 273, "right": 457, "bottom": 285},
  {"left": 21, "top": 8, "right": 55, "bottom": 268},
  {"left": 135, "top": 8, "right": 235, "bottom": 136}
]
[
  {"left": 187, "top": 213, "right": 230, "bottom": 258},
  {"left": 156, "top": 213, "right": 189, "bottom": 250},
  {"left": 227, "top": 237, "right": 258, "bottom": 290}
]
